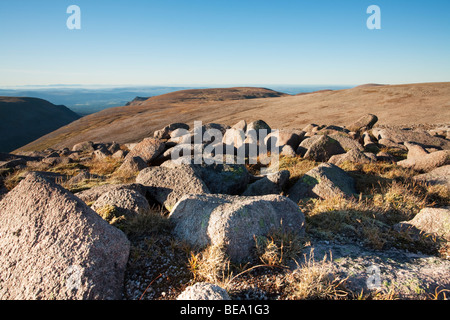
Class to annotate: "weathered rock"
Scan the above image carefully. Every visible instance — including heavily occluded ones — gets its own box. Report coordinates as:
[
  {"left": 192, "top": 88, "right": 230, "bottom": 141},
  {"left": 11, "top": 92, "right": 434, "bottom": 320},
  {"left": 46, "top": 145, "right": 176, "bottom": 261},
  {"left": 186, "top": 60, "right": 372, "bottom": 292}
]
[
  {"left": 302, "top": 124, "right": 318, "bottom": 133},
  {"left": 91, "top": 188, "right": 151, "bottom": 219},
  {"left": 242, "top": 170, "right": 290, "bottom": 196},
  {"left": 112, "top": 149, "right": 128, "bottom": 160},
  {"left": 376, "top": 151, "right": 396, "bottom": 163},
  {"left": 72, "top": 141, "right": 95, "bottom": 153},
  {"left": 413, "top": 165, "right": 450, "bottom": 188},
  {"left": 328, "top": 148, "right": 374, "bottom": 166},
  {"left": 0, "top": 158, "right": 26, "bottom": 169},
  {"left": 280, "top": 145, "right": 297, "bottom": 158},
  {"left": 362, "top": 131, "right": 376, "bottom": 147},
  {"left": 395, "top": 207, "right": 450, "bottom": 241},
  {"left": 136, "top": 165, "right": 210, "bottom": 211},
  {"left": 169, "top": 129, "right": 192, "bottom": 144},
  {"left": 192, "top": 123, "right": 231, "bottom": 144},
  {"left": 0, "top": 182, "right": 7, "bottom": 201},
  {"left": 288, "top": 163, "right": 357, "bottom": 202},
  {"left": 163, "top": 160, "right": 250, "bottom": 196},
  {"left": 231, "top": 119, "right": 247, "bottom": 132},
  {"left": 124, "top": 138, "right": 165, "bottom": 164},
  {"left": 306, "top": 240, "right": 450, "bottom": 299},
  {"left": 107, "top": 142, "right": 121, "bottom": 154},
  {"left": 177, "top": 282, "right": 230, "bottom": 300},
  {"left": 93, "top": 149, "right": 111, "bottom": 160},
  {"left": 376, "top": 128, "right": 450, "bottom": 150},
  {"left": 328, "top": 134, "right": 364, "bottom": 152},
  {"left": 75, "top": 183, "right": 147, "bottom": 204},
  {"left": 42, "top": 156, "right": 73, "bottom": 167},
  {"left": 154, "top": 123, "right": 190, "bottom": 140},
  {"left": 378, "top": 138, "right": 407, "bottom": 151},
  {"left": 346, "top": 114, "right": 378, "bottom": 132},
  {"left": 223, "top": 128, "right": 246, "bottom": 149},
  {"left": 26, "top": 171, "right": 70, "bottom": 185},
  {"left": 303, "top": 135, "right": 346, "bottom": 162},
  {"left": 198, "top": 163, "right": 251, "bottom": 195},
  {"left": 67, "top": 170, "right": 102, "bottom": 185},
  {"left": 397, "top": 144, "right": 450, "bottom": 172},
  {"left": 117, "top": 156, "right": 148, "bottom": 174},
  {"left": 0, "top": 173, "right": 130, "bottom": 300},
  {"left": 169, "top": 194, "right": 305, "bottom": 262},
  {"left": 246, "top": 120, "right": 271, "bottom": 140},
  {"left": 265, "top": 129, "right": 305, "bottom": 150}
]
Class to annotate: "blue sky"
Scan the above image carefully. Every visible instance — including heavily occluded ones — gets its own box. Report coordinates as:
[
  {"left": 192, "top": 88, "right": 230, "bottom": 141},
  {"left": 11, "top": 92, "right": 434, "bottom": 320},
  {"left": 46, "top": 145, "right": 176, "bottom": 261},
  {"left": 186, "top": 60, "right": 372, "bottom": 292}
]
[{"left": 0, "top": 0, "right": 449, "bottom": 86}]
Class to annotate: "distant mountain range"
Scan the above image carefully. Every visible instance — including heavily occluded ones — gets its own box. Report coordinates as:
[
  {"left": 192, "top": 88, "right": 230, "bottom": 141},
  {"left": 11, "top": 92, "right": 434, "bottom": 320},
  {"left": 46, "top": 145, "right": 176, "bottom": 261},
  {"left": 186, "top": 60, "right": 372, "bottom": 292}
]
[{"left": 0, "top": 97, "right": 81, "bottom": 152}]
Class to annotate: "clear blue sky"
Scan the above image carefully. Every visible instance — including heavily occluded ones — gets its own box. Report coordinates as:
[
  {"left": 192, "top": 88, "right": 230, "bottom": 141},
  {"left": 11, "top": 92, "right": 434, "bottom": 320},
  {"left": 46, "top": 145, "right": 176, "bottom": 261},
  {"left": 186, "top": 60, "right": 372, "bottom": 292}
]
[{"left": 0, "top": 0, "right": 449, "bottom": 86}]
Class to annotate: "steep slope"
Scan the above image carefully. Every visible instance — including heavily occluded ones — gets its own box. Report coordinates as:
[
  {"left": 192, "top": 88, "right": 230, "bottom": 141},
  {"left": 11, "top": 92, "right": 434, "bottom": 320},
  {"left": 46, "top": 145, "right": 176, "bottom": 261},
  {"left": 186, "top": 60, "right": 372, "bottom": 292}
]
[
  {"left": 0, "top": 97, "right": 80, "bottom": 152},
  {"left": 15, "top": 83, "right": 450, "bottom": 152}
]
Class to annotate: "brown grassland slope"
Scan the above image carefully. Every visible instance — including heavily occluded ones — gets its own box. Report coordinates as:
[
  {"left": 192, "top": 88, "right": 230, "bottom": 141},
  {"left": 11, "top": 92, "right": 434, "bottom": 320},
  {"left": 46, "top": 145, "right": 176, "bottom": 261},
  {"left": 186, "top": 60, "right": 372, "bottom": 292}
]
[{"left": 15, "top": 82, "right": 450, "bottom": 152}]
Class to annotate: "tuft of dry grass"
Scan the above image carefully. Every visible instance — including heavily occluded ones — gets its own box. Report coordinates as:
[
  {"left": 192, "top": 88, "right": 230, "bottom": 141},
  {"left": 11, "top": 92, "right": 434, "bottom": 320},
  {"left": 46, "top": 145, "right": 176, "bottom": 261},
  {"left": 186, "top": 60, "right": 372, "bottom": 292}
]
[
  {"left": 254, "top": 227, "right": 306, "bottom": 267},
  {"left": 302, "top": 179, "right": 445, "bottom": 254},
  {"left": 84, "top": 156, "right": 122, "bottom": 176},
  {"left": 187, "top": 243, "right": 233, "bottom": 289},
  {"left": 283, "top": 249, "right": 349, "bottom": 300}
]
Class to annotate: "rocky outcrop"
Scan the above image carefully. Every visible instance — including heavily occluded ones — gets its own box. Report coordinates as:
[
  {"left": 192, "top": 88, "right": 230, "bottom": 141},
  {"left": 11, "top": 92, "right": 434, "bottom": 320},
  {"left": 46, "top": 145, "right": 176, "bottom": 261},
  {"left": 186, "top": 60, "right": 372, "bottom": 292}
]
[
  {"left": 346, "top": 114, "right": 378, "bottom": 133},
  {"left": 303, "top": 135, "right": 346, "bottom": 162},
  {"left": 124, "top": 138, "right": 165, "bottom": 164},
  {"left": 288, "top": 163, "right": 356, "bottom": 202},
  {"left": 0, "top": 173, "right": 130, "bottom": 300},
  {"left": 169, "top": 194, "right": 305, "bottom": 263},
  {"left": 395, "top": 207, "right": 450, "bottom": 241},
  {"left": 91, "top": 188, "right": 151, "bottom": 219},
  {"left": 136, "top": 165, "right": 210, "bottom": 211},
  {"left": 397, "top": 143, "right": 450, "bottom": 172},
  {"left": 413, "top": 165, "right": 450, "bottom": 188}
]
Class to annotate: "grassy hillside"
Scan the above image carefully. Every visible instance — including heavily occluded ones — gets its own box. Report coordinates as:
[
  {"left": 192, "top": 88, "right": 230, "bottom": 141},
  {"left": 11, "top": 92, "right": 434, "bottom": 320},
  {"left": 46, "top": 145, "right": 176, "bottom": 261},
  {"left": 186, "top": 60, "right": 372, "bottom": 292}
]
[{"left": 14, "top": 82, "right": 450, "bottom": 152}]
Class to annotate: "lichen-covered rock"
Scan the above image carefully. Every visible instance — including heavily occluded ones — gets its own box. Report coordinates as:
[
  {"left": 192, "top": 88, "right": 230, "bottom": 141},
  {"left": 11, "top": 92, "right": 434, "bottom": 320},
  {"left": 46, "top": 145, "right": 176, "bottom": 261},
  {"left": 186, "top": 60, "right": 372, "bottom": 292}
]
[
  {"left": 395, "top": 207, "right": 450, "bottom": 241},
  {"left": 413, "top": 165, "right": 450, "bottom": 188},
  {"left": 177, "top": 282, "right": 230, "bottom": 300},
  {"left": 75, "top": 183, "right": 147, "bottom": 204},
  {"left": 124, "top": 138, "right": 165, "bottom": 164},
  {"left": 116, "top": 156, "right": 148, "bottom": 174},
  {"left": 91, "top": 188, "right": 151, "bottom": 219},
  {"left": 242, "top": 170, "right": 290, "bottom": 196},
  {"left": 169, "top": 193, "right": 305, "bottom": 263},
  {"left": 0, "top": 173, "right": 130, "bottom": 300},
  {"left": 136, "top": 165, "right": 210, "bottom": 211},
  {"left": 376, "top": 128, "right": 450, "bottom": 150},
  {"left": 397, "top": 143, "right": 450, "bottom": 172},
  {"left": 303, "top": 135, "right": 346, "bottom": 162},
  {"left": 288, "top": 163, "right": 356, "bottom": 202},
  {"left": 72, "top": 141, "right": 95, "bottom": 153},
  {"left": 154, "top": 123, "right": 190, "bottom": 140},
  {"left": 346, "top": 114, "right": 378, "bottom": 133},
  {"left": 328, "top": 148, "right": 374, "bottom": 166}
]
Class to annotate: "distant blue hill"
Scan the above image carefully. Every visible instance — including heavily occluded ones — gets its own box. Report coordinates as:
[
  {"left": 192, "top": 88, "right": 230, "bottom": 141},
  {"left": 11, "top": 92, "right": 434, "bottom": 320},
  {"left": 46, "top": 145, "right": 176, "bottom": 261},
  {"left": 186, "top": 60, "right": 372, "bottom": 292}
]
[{"left": 0, "top": 85, "right": 353, "bottom": 116}]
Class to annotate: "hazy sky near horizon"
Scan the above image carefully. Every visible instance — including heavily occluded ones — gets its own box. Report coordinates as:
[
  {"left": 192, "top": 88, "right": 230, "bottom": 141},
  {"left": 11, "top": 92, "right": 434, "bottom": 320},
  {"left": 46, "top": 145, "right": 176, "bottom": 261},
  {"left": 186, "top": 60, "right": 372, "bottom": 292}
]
[{"left": 0, "top": 0, "right": 449, "bottom": 86}]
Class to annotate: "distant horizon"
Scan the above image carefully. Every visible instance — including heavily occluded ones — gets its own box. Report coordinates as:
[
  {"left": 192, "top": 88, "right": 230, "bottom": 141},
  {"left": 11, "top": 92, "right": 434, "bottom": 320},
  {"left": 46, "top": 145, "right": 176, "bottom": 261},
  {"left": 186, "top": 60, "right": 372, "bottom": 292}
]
[{"left": 4, "top": 80, "right": 450, "bottom": 90}]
